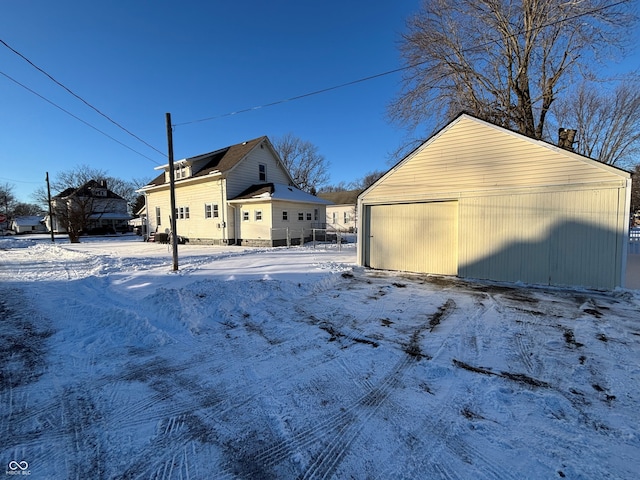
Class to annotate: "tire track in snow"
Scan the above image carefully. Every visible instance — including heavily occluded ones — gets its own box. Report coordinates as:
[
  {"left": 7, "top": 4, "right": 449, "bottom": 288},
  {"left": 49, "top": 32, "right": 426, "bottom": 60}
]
[
  {"left": 217, "top": 354, "right": 415, "bottom": 479},
  {"left": 222, "top": 297, "right": 459, "bottom": 478}
]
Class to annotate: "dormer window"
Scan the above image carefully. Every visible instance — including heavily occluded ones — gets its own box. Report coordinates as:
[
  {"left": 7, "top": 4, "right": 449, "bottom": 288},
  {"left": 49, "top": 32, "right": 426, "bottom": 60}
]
[
  {"left": 259, "top": 163, "right": 267, "bottom": 182},
  {"left": 175, "top": 164, "right": 189, "bottom": 179},
  {"left": 93, "top": 188, "right": 107, "bottom": 197}
]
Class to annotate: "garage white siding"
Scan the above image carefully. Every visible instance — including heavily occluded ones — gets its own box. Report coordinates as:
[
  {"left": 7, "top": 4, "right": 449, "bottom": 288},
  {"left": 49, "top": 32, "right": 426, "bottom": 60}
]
[
  {"left": 357, "top": 114, "right": 632, "bottom": 290},
  {"left": 365, "top": 202, "right": 458, "bottom": 275},
  {"left": 458, "top": 188, "right": 626, "bottom": 288}
]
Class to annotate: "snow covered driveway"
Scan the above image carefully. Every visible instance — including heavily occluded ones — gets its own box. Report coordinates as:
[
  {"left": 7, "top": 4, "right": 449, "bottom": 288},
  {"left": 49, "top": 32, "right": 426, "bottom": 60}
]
[{"left": 1, "top": 236, "right": 639, "bottom": 479}]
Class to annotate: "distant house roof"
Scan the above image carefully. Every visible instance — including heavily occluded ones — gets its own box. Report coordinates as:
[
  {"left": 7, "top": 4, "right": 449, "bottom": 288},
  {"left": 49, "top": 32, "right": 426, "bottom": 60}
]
[
  {"left": 54, "top": 180, "right": 125, "bottom": 200},
  {"left": 229, "top": 183, "right": 333, "bottom": 205},
  {"left": 12, "top": 216, "right": 45, "bottom": 226},
  {"left": 145, "top": 136, "right": 280, "bottom": 188},
  {"left": 317, "top": 189, "right": 361, "bottom": 205}
]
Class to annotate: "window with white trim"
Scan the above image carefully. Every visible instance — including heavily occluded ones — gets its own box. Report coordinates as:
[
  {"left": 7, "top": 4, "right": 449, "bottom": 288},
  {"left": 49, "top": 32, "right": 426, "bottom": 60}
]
[
  {"left": 156, "top": 207, "right": 161, "bottom": 226},
  {"left": 176, "top": 207, "right": 190, "bottom": 219},
  {"left": 298, "top": 212, "right": 304, "bottom": 221},
  {"left": 243, "top": 211, "right": 249, "bottom": 221},
  {"left": 205, "top": 203, "right": 219, "bottom": 219},
  {"left": 259, "top": 163, "right": 267, "bottom": 181},
  {"left": 255, "top": 210, "right": 262, "bottom": 221},
  {"left": 306, "top": 213, "right": 311, "bottom": 221},
  {"left": 282, "top": 211, "right": 288, "bottom": 221}
]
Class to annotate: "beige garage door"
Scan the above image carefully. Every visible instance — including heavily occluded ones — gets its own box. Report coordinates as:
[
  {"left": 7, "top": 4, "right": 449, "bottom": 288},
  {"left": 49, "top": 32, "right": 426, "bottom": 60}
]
[{"left": 366, "top": 202, "right": 458, "bottom": 275}]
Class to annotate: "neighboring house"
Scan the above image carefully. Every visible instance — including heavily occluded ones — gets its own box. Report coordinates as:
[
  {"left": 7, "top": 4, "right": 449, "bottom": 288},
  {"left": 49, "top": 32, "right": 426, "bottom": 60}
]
[
  {"left": 138, "top": 136, "right": 331, "bottom": 246},
  {"left": 10, "top": 216, "right": 47, "bottom": 234},
  {"left": 48, "top": 180, "right": 131, "bottom": 234},
  {"left": 318, "top": 190, "right": 360, "bottom": 233},
  {"left": 358, "top": 113, "right": 632, "bottom": 290}
]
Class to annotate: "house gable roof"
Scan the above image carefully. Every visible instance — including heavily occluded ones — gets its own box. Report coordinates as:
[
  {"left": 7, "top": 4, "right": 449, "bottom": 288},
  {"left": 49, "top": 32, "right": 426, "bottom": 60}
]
[
  {"left": 144, "top": 136, "right": 291, "bottom": 188},
  {"left": 54, "top": 180, "right": 125, "bottom": 200},
  {"left": 230, "top": 183, "right": 332, "bottom": 205},
  {"left": 318, "top": 189, "right": 361, "bottom": 205}
]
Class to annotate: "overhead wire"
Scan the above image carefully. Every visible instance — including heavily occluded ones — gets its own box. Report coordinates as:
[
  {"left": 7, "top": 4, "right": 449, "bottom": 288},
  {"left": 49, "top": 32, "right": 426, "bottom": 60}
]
[
  {"left": 0, "top": 69, "right": 162, "bottom": 165},
  {"left": 0, "top": 37, "right": 166, "bottom": 159},
  {"left": 174, "top": 0, "right": 631, "bottom": 127},
  {"left": 0, "top": 0, "right": 630, "bottom": 146}
]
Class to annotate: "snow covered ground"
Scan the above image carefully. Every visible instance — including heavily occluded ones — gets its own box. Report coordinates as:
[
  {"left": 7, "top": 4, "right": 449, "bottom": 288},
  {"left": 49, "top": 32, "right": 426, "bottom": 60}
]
[{"left": 1, "top": 235, "right": 639, "bottom": 479}]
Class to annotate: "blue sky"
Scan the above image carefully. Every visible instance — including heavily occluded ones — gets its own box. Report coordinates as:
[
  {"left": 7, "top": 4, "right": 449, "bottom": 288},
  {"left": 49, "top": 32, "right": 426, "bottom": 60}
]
[
  {"left": 1, "top": 1, "right": 638, "bottom": 204},
  {"left": 1, "top": 1, "right": 418, "bottom": 202}
]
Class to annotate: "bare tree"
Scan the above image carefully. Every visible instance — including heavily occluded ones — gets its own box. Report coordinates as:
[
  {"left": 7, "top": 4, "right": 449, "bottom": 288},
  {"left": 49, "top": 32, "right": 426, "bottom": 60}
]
[
  {"left": 550, "top": 78, "right": 640, "bottom": 167},
  {"left": 631, "top": 164, "right": 640, "bottom": 219},
  {"left": 351, "top": 170, "right": 387, "bottom": 190},
  {"left": 52, "top": 193, "right": 95, "bottom": 243},
  {"left": 33, "top": 165, "right": 141, "bottom": 211},
  {"left": 391, "top": 0, "right": 635, "bottom": 139},
  {"left": 0, "top": 182, "right": 17, "bottom": 212},
  {"left": 12, "top": 203, "right": 45, "bottom": 216},
  {"left": 272, "top": 134, "right": 330, "bottom": 193}
]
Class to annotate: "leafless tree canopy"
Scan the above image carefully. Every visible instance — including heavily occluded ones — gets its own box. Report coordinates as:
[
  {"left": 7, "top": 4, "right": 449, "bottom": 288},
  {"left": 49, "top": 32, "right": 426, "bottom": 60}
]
[
  {"left": 631, "top": 164, "right": 640, "bottom": 215},
  {"left": 33, "top": 164, "right": 140, "bottom": 209},
  {"left": 391, "top": 0, "right": 634, "bottom": 139},
  {"left": 551, "top": 78, "right": 640, "bottom": 167},
  {"left": 272, "top": 134, "right": 330, "bottom": 193}
]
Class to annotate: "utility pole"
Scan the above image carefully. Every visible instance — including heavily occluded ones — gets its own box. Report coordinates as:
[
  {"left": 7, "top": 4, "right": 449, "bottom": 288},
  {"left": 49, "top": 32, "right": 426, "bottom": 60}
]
[
  {"left": 166, "top": 113, "right": 179, "bottom": 271},
  {"left": 45, "top": 172, "right": 55, "bottom": 243}
]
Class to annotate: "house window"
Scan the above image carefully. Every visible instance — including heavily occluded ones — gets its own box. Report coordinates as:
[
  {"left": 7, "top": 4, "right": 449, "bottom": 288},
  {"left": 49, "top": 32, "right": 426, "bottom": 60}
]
[
  {"left": 175, "top": 164, "right": 188, "bottom": 179},
  {"left": 205, "top": 203, "right": 219, "bottom": 218},
  {"left": 314, "top": 209, "right": 318, "bottom": 221},
  {"left": 306, "top": 213, "right": 311, "bottom": 221},
  {"left": 332, "top": 212, "right": 337, "bottom": 224},
  {"left": 255, "top": 210, "right": 262, "bottom": 221},
  {"left": 282, "top": 211, "right": 288, "bottom": 221},
  {"left": 156, "top": 207, "right": 161, "bottom": 226},
  {"left": 243, "top": 211, "right": 249, "bottom": 221},
  {"left": 259, "top": 163, "right": 267, "bottom": 182},
  {"left": 175, "top": 207, "right": 189, "bottom": 219},
  {"left": 298, "top": 212, "right": 304, "bottom": 221},
  {"left": 344, "top": 212, "right": 349, "bottom": 223}
]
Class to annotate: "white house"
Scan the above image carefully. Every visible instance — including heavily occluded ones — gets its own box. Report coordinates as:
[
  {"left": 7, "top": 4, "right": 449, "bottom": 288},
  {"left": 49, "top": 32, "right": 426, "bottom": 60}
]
[
  {"left": 10, "top": 216, "right": 47, "bottom": 234},
  {"left": 319, "top": 190, "right": 360, "bottom": 233},
  {"left": 139, "top": 136, "right": 332, "bottom": 246},
  {"left": 48, "top": 180, "right": 131, "bottom": 234},
  {"left": 358, "top": 113, "right": 632, "bottom": 290}
]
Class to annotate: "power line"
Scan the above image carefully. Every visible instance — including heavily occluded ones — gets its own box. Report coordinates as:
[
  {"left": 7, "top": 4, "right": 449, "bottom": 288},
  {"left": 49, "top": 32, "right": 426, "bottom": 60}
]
[
  {"left": 174, "top": 0, "right": 631, "bottom": 127},
  {"left": 0, "top": 69, "right": 162, "bottom": 165},
  {"left": 0, "top": 37, "right": 166, "bottom": 159},
  {"left": 173, "top": 66, "right": 410, "bottom": 127}
]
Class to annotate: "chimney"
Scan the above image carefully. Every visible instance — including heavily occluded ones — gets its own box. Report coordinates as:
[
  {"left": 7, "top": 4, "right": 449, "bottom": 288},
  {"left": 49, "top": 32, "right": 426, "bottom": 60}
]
[
  {"left": 558, "top": 128, "right": 577, "bottom": 151},
  {"left": 99, "top": 179, "right": 107, "bottom": 188}
]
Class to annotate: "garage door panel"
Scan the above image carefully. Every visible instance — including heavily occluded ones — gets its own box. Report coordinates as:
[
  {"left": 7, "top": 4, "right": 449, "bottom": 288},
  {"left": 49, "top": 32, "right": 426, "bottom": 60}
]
[{"left": 367, "top": 202, "right": 458, "bottom": 275}]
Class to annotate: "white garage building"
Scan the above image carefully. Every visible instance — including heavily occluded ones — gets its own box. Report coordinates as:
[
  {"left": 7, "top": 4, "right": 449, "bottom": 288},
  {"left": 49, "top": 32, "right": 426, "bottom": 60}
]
[{"left": 357, "top": 114, "right": 632, "bottom": 290}]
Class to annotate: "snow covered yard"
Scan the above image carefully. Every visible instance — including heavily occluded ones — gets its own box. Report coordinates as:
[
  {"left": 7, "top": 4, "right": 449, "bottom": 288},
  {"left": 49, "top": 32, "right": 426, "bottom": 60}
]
[{"left": 1, "top": 235, "right": 639, "bottom": 479}]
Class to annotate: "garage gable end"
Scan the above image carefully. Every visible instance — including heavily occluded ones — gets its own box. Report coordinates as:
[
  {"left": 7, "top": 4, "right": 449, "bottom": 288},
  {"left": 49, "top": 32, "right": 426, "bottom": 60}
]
[
  {"left": 357, "top": 114, "right": 631, "bottom": 289},
  {"left": 361, "top": 114, "right": 629, "bottom": 205}
]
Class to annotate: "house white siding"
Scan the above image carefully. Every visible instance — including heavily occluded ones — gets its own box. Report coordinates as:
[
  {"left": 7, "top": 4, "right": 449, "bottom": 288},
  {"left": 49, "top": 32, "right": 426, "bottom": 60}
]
[
  {"left": 326, "top": 204, "right": 356, "bottom": 232},
  {"left": 226, "top": 146, "right": 291, "bottom": 198},
  {"left": 358, "top": 114, "right": 631, "bottom": 290}
]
